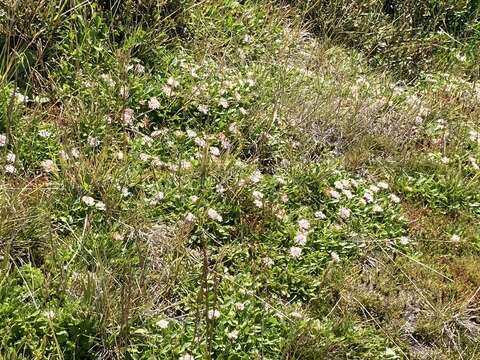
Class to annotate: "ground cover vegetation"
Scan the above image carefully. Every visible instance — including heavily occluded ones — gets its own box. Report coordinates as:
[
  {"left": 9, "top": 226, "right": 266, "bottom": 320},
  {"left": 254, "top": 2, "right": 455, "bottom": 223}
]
[{"left": 0, "top": 0, "right": 479, "bottom": 358}]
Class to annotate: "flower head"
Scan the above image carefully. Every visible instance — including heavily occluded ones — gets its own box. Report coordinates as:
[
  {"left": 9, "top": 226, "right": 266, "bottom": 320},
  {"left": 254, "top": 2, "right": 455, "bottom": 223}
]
[
  {"left": 330, "top": 251, "right": 340, "bottom": 263},
  {"left": 227, "top": 330, "right": 239, "bottom": 340},
  {"left": 451, "top": 234, "right": 461, "bottom": 242},
  {"left": 289, "top": 246, "right": 302, "bottom": 258},
  {"left": 207, "top": 208, "right": 223, "bottom": 222},
  {"left": 179, "top": 354, "right": 195, "bottom": 360},
  {"left": 198, "top": 104, "right": 209, "bottom": 114},
  {"left": 122, "top": 108, "right": 134, "bottom": 126},
  {"left": 148, "top": 97, "right": 160, "bottom": 110},
  {"left": 156, "top": 319, "right": 169, "bottom": 329},
  {"left": 38, "top": 129, "right": 51, "bottom": 138},
  {"left": 294, "top": 232, "right": 307, "bottom": 246},
  {"left": 4, "top": 164, "right": 16, "bottom": 174},
  {"left": 82, "top": 196, "right": 95, "bottom": 206},
  {"left": 0, "top": 133, "right": 6, "bottom": 147},
  {"left": 207, "top": 309, "right": 220, "bottom": 320},
  {"left": 389, "top": 194, "right": 401, "bottom": 204},
  {"left": 298, "top": 219, "right": 310, "bottom": 231},
  {"left": 235, "top": 302, "right": 245, "bottom": 311},
  {"left": 339, "top": 207, "right": 351, "bottom": 220},
  {"left": 41, "top": 159, "right": 55, "bottom": 173}
]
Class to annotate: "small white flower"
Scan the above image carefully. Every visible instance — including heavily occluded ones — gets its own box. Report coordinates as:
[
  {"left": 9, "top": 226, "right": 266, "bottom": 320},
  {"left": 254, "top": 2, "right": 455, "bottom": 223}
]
[
  {"left": 87, "top": 136, "right": 100, "bottom": 147},
  {"left": 219, "top": 98, "right": 229, "bottom": 109},
  {"left": 252, "top": 190, "right": 264, "bottom": 200},
  {"left": 95, "top": 201, "right": 106, "bottom": 211},
  {"left": 6, "top": 152, "right": 15, "bottom": 163},
  {"left": 149, "top": 192, "right": 165, "bottom": 205},
  {"left": 243, "top": 34, "right": 252, "bottom": 43},
  {"left": 227, "top": 330, "right": 239, "bottom": 340},
  {"left": 4, "top": 164, "right": 16, "bottom": 174},
  {"left": 330, "top": 251, "right": 340, "bottom": 263},
  {"left": 38, "top": 129, "right": 51, "bottom": 138},
  {"left": 342, "top": 189, "right": 353, "bottom": 199},
  {"left": 235, "top": 302, "right": 245, "bottom": 311},
  {"left": 210, "top": 146, "right": 220, "bottom": 157},
  {"left": 190, "top": 195, "right": 199, "bottom": 203},
  {"left": 399, "top": 236, "right": 410, "bottom": 245},
  {"left": 363, "top": 191, "right": 374, "bottom": 203},
  {"left": 263, "top": 256, "right": 274, "bottom": 267},
  {"left": 207, "top": 208, "right": 223, "bottom": 222},
  {"left": 82, "top": 196, "right": 96, "bottom": 206},
  {"left": 289, "top": 246, "right": 302, "bottom": 258},
  {"left": 215, "top": 184, "right": 225, "bottom": 194},
  {"left": 122, "top": 108, "right": 134, "bottom": 126},
  {"left": 218, "top": 133, "right": 231, "bottom": 149},
  {"left": 121, "top": 187, "right": 131, "bottom": 197},
  {"left": 44, "top": 310, "right": 55, "bottom": 320},
  {"left": 253, "top": 199, "right": 263, "bottom": 208},
  {"left": 290, "top": 311, "right": 303, "bottom": 319},
  {"left": 228, "top": 122, "right": 239, "bottom": 134},
  {"left": 377, "top": 181, "right": 389, "bottom": 190},
  {"left": 239, "top": 107, "right": 247, "bottom": 115},
  {"left": 372, "top": 204, "right": 383, "bottom": 213},
  {"left": 250, "top": 170, "right": 262, "bottom": 184},
  {"left": 339, "top": 207, "right": 351, "bottom": 220},
  {"left": 71, "top": 148, "right": 80, "bottom": 159},
  {"left": 441, "top": 156, "right": 450, "bottom": 164},
  {"left": 369, "top": 184, "right": 380, "bottom": 193},
  {"left": 469, "top": 157, "right": 479, "bottom": 170},
  {"left": 139, "top": 153, "right": 150, "bottom": 162},
  {"left": 162, "top": 85, "right": 175, "bottom": 97},
  {"left": 389, "top": 194, "right": 401, "bottom": 204},
  {"left": 41, "top": 159, "right": 54, "bottom": 173},
  {"left": 334, "top": 180, "right": 344, "bottom": 190},
  {"left": 116, "top": 151, "right": 124, "bottom": 160},
  {"left": 451, "top": 234, "right": 461, "bottom": 242},
  {"left": 186, "top": 129, "right": 197, "bottom": 138},
  {"left": 112, "top": 233, "right": 124, "bottom": 241},
  {"left": 198, "top": 104, "right": 209, "bottom": 114},
  {"left": 294, "top": 232, "right": 307, "bottom": 246},
  {"left": 298, "top": 219, "right": 310, "bottom": 231},
  {"left": 281, "top": 194, "right": 288, "bottom": 203},
  {"left": 207, "top": 309, "right": 220, "bottom": 320},
  {"left": 59, "top": 150, "right": 69, "bottom": 161},
  {"left": 119, "top": 85, "right": 129, "bottom": 99},
  {"left": 185, "top": 212, "right": 195, "bottom": 222},
  {"left": 148, "top": 97, "right": 160, "bottom": 110},
  {"left": 167, "top": 77, "right": 179, "bottom": 88},
  {"left": 179, "top": 354, "right": 195, "bottom": 360},
  {"left": 134, "top": 64, "right": 145, "bottom": 74},
  {"left": 0, "top": 133, "right": 6, "bottom": 147},
  {"left": 156, "top": 319, "right": 169, "bottom": 329},
  {"left": 194, "top": 137, "right": 206, "bottom": 148},
  {"left": 329, "top": 189, "right": 341, "bottom": 199},
  {"left": 314, "top": 211, "right": 326, "bottom": 220}
]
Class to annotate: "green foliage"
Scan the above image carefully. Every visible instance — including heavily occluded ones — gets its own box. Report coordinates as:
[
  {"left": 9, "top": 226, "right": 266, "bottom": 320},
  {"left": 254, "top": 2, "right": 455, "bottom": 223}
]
[{"left": 1, "top": 0, "right": 479, "bottom": 358}]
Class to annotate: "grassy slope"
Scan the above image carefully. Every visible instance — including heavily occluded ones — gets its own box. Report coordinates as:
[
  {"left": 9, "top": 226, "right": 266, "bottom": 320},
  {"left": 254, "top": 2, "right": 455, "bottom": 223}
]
[{"left": 1, "top": 1, "right": 479, "bottom": 359}]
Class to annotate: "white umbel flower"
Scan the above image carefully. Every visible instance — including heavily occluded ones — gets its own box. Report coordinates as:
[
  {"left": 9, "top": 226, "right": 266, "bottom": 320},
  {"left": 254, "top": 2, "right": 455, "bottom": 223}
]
[
  {"left": 339, "top": 207, "right": 351, "bottom": 220},
  {"left": 41, "top": 159, "right": 55, "bottom": 173},
  {"left": 0, "top": 133, "right": 7, "bottom": 147},
  {"left": 289, "top": 246, "right": 302, "bottom": 258},
  {"left": 298, "top": 219, "right": 310, "bottom": 231},
  {"left": 82, "top": 196, "right": 95, "bottom": 206},
  {"left": 148, "top": 97, "right": 160, "bottom": 110},
  {"left": 207, "top": 309, "right": 220, "bottom": 320},
  {"left": 207, "top": 208, "right": 223, "bottom": 222}
]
